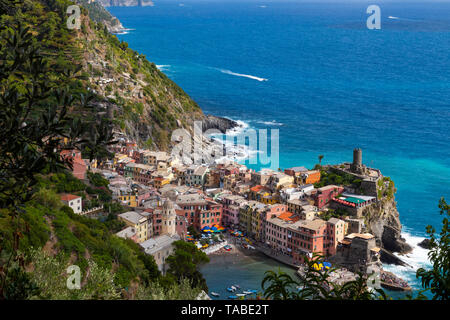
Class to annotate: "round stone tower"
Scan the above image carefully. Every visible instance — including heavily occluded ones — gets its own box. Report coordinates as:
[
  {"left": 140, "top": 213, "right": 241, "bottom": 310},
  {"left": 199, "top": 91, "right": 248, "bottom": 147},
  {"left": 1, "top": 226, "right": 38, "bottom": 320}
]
[
  {"left": 161, "top": 199, "right": 176, "bottom": 236},
  {"left": 351, "top": 148, "right": 365, "bottom": 174},
  {"left": 353, "top": 148, "right": 362, "bottom": 167}
]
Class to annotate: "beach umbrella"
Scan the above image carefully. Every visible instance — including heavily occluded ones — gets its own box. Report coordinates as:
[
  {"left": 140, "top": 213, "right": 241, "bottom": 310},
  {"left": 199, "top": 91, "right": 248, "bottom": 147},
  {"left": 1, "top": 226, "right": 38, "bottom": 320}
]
[
  {"left": 313, "top": 263, "right": 324, "bottom": 271},
  {"left": 202, "top": 226, "right": 212, "bottom": 233}
]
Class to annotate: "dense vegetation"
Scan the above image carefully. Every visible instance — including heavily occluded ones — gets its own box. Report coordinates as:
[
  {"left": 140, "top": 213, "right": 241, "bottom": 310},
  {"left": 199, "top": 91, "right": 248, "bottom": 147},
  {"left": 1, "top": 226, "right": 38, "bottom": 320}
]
[
  {"left": 314, "top": 168, "right": 362, "bottom": 189},
  {"left": 0, "top": 0, "right": 208, "bottom": 299}
]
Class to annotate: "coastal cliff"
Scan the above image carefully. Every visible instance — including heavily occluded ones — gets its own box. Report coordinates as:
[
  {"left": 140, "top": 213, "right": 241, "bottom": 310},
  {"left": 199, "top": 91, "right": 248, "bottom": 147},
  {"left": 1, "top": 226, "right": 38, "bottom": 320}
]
[
  {"left": 361, "top": 179, "right": 413, "bottom": 265},
  {"left": 76, "top": 0, "right": 126, "bottom": 33},
  {"left": 60, "top": 1, "right": 235, "bottom": 150}
]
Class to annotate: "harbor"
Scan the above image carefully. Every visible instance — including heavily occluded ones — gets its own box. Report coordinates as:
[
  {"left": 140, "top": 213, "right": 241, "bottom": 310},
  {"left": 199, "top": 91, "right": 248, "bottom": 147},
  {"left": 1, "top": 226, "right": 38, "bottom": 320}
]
[{"left": 199, "top": 239, "right": 298, "bottom": 299}]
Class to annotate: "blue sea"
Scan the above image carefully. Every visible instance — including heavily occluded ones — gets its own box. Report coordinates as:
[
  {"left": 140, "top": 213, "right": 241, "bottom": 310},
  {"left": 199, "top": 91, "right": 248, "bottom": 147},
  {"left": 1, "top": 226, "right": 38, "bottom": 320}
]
[{"left": 109, "top": 0, "right": 450, "bottom": 296}]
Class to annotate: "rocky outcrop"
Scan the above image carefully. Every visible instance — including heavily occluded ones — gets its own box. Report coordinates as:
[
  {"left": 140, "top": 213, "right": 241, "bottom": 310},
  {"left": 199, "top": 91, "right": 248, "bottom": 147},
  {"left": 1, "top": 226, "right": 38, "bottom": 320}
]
[
  {"left": 382, "top": 225, "right": 412, "bottom": 254},
  {"left": 202, "top": 115, "right": 238, "bottom": 133},
  {"left": 362, "top": 197, "right": 412, "bottom": 255},
  {"left": 418, "top": 239, "right": 431, "bottom": 249},
  {"left": 379, "top": 248, "right": 410, "bottom": 267}
]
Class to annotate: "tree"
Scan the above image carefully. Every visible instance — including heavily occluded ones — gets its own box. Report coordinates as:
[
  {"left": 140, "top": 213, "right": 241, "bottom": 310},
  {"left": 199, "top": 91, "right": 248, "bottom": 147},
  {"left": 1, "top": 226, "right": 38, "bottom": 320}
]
[
  {"left": 0, "top": 23, "right": 115, "bottom": 299},
  {"left": 318, "top": 155, "right": 324, "bottom": 165},
  {"left": 187, "top": 225, "right": 200, "bottom": 240},
  {"left": 166, "top": 241, "right": 210, "bottom": 292},
  {"left": 416, "top": 197, "right": 450, "bottom": 300}
]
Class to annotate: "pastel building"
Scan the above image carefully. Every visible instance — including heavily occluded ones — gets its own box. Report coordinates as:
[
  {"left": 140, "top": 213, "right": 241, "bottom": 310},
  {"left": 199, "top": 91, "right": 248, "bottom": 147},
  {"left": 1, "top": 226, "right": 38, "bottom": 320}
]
[
  {"left": 118, "top": 211, "right": 149, "bottom": 243},
  {"left": 314, "top": 185, "right": 344, "bottom": 209},
  {"left": 176, "top": 193, "right": 223, "bottom": 230},
  {"left": 265, "top": 211, "right": 299, "bottom": 253},
  {"left": 288, "top": 219, "right": 327, "bottom": 264},
  {"left": 60, "top": 149, "right": 86, "bottom": 180},
  {"left": 60, "top": 194, "right": 82, "bottom": 214},
  {"left": 220, "top": 194, "right": 247, "bottom": 227}
]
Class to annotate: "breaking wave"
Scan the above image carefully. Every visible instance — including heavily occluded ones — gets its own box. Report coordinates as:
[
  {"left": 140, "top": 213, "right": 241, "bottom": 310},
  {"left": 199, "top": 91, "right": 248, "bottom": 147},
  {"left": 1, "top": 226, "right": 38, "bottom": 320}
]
[
  {"left": 156, "top": 65, "right": 171, "bottom": 71},
  {"left": 382, "top": 230, "right": 431, "bottom": 290}
]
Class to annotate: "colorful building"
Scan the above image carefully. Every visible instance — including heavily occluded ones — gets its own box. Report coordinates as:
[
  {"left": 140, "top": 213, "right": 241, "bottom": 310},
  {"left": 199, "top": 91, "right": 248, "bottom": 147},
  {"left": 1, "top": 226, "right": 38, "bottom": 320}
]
[
  {"left": 175, "top": 193, "right": 223, "bottom": 231},
  {"left": 314, "top": 185, "right": 344, "bottom": 209},
  {"left": 60, "top": 194, "right": 82, "bottom": 214},
  {"left": 118, "top": 211, "right": 150, "bottom": 243},
  {"left": 60, "top": 149, "right": 86, "bottom": 180}
]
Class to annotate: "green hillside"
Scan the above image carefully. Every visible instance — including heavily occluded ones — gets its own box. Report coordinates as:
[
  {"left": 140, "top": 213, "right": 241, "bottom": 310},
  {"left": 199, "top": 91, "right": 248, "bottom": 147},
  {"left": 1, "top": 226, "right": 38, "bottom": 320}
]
[{"left": 0, "top": 0, "right": 208, "bottom": 300}]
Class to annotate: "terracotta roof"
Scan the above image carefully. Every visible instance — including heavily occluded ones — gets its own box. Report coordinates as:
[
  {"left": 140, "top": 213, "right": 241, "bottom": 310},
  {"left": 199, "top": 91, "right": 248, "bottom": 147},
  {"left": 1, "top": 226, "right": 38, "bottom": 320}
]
[
  {"left": 60, "top": 194, "right": 81, "bottom": 201},
  {"left": 251, "top": 185, "right": 269, "bottom": 192},
  {"left": 278, "top": 212, "right": 296, "bottom": 222}
]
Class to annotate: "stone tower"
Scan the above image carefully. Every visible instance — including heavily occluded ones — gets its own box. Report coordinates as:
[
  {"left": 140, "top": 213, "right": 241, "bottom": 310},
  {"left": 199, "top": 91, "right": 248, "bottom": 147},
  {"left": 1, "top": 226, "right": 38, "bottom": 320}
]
[
  {"left": 161, "top": 199, "right": 176, "bottom": 236},
  {"left": 351, "top": 148, "right": 365, "bottom": 174}
]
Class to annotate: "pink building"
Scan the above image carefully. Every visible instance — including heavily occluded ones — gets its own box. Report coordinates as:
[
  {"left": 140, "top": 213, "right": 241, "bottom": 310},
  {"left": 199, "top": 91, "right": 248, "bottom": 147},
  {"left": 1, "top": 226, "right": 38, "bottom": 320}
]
[
  {"left": 265, "top": 211, "right": 298, "bottom": 254},
  {"left": 175, "top": 213, "right": 188, "bottom": 240},
  {"left": 60, "top": 149, "right": 86, "bottom": 180},
  {"left": 288, "top": 219, "right": 327, "bottom": 264},
  {"left": 314, "top": 185, "right": 344, "bottom": 209},
  {"left": 221, "top": 194, "right": 246, "bottom": 227},
  {"left": 324, "top": 218, "right": 346, "bottom": 256}
]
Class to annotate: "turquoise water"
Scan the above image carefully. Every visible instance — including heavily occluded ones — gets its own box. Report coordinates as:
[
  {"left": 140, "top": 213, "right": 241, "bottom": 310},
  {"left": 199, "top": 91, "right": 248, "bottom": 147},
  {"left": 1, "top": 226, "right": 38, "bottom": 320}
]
[
  {"left": 109, "top": 1, "right": 450, "bottom": 295},
  {"left": 199, "top": 250, "right": 297, "bottom": 299}
]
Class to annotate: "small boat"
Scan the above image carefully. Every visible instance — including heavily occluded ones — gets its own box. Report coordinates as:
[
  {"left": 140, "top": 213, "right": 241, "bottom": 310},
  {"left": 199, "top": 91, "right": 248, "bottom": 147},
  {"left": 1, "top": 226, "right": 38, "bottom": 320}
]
[
  {"left": 228, "top": 295, "right": 237, "bottom": 299},
  {"left": 227, "top": 287, "right": 235, "bottom": 292},
  {"left": 245, "top": 289, "right": 257, "bottom": 294},
  {"left": 236, "top": 293, "right": 245, "bottom": 297},
  {"left": 210, "top": 292, "right": 220, "bottom": 297},
  {"left": 233, "top": 284, "right": 240, "bottom": 289}
]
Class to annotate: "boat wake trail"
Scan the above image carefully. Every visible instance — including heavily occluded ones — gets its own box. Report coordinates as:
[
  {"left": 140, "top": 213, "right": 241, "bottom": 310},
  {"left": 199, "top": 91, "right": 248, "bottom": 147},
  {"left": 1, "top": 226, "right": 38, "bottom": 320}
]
[{"left": 217, "top": 68, "right": 268, "bottom": 82}]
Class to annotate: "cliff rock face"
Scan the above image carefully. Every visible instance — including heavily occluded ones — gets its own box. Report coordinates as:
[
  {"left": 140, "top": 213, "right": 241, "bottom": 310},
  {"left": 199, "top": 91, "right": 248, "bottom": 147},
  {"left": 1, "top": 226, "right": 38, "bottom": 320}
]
[
  {"left": 202, "top": 115, "right": 238, "bottom": 133},
  {"left": 362, "top": 197, "right": 413, "bottom": 259},
  {"left": 76, "top": 1, "right": 126, "bottom": 33},
  {"left": 98, "top": 0, "right": 154, "bottom": 7}
]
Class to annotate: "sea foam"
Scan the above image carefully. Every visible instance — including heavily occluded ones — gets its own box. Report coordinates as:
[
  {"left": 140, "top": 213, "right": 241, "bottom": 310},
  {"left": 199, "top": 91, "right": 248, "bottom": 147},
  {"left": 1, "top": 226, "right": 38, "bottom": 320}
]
[
  {"left": 382, "top": 230, "right": 431, "bottom": 290},
  {"left": 156, "top": 65, "right": 171, "bottom": 71},
  {"left": 257, "top": 120, "right": 283, "bottom": 126}
]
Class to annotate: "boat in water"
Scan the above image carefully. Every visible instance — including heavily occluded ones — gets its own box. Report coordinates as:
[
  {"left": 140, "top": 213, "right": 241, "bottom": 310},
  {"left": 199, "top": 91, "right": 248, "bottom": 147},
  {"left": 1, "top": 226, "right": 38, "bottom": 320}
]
[
  {"left": 210, "top": 292, "right": 220, "bottom": 297},
  {"left": 227, "top": 287, "right": 235, "bottom": 292},
  {"left": 233, "top": 284, "right": 240, "bottom": 289},
  {"left": 243, "top": 289, "right": 257, "bottom": 294},
  {"left": 228, "top": 295, "right": 237, "bottom": 299},
  {"left": 236, "top": 293, "right": 246, "bottom": 297}
]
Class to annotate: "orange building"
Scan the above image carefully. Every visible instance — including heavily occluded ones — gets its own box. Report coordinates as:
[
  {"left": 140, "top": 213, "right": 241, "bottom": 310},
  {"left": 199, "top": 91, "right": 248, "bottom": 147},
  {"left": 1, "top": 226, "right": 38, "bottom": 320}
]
[{"left": 304, "top": 170, "right": 321, "bottom": 184}]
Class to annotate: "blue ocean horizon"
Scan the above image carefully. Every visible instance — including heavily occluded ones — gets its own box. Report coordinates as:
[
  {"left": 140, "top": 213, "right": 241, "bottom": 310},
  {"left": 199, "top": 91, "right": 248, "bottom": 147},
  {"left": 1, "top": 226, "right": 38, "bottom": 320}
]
[{"left": 109, "top": 0, "right": 450, "bottom": 294}]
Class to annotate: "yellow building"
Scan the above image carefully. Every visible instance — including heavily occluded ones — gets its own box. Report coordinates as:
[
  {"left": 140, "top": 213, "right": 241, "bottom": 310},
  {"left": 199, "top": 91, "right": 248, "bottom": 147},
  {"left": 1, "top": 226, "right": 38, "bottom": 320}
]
[
  {"left": 118, "top": 211, "right": 149, "bottom": 243},
  {"left": 114, "top": 153, "right": 128, "bottom": 166},
  {"left": 118, "top": 194, "right": 138, "bottom": 207},
  {"left": 153, "top": 177, "right": 170, "bottom": 189}
]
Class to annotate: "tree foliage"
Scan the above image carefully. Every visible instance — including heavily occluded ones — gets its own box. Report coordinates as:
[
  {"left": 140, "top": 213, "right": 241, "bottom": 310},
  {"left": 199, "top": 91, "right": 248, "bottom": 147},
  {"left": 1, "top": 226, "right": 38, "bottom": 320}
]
[
  {"left": 166, "top": 241, "right": 210, "bottom": 292},
  {"left": 416, "top": 197, "right": 450, "bottom": 300}
]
